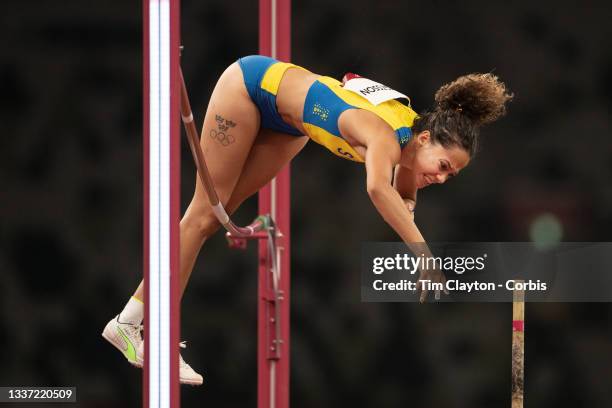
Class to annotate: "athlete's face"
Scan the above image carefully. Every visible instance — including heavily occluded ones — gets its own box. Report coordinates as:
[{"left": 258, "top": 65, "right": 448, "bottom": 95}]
[{"left": 410, "top": 131, "right": 470, "bottom": 189}]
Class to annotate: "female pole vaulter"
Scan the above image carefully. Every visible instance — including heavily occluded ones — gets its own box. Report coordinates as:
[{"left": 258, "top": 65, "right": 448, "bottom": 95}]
[{"left": 103, "top": 55, "right": 512, "bottom": 384}]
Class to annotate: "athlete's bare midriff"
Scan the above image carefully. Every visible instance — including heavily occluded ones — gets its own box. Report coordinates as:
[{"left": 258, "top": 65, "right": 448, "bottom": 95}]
[{"left": 275, "top": 67, "right": 320, "bottom": 134}]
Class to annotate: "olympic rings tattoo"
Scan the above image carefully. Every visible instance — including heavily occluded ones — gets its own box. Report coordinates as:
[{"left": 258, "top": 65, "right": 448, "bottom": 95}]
[
  {"left": 210, "top": 114, "right": 237, "bottom": 146},
  {"left": 210, "top": 129, "right": 235, "bottom": 146}
]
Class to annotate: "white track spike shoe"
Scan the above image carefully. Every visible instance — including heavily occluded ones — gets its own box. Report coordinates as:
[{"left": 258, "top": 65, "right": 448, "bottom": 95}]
[
  {"left": 179, "top": 341, "right": 204, "bottom": 386},
  {"left": 134, "top": 341, "right": 204, "bottom": 386},
  {"left": 102, "top": 315, "right": 144, "bottom": 368}
]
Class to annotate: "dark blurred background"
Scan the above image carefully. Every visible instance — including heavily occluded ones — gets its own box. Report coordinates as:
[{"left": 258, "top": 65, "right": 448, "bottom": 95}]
[{"left": 1, "top": 0, "right": 612, "bottom": 407}]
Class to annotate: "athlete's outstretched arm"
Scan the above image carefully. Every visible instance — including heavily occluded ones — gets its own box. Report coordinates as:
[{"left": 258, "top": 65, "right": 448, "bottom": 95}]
[
  {"left": 340, "top": 110, "right": 445, "bottom": 301},
  {"left": 340, "top": 109, "right": 427, "bottom": 244},
  {"left": 365, "top": 138, "right": 426, "bottom": 245},
  {"left": 364, "top": 138, "right": 447, "bottom": 302}
]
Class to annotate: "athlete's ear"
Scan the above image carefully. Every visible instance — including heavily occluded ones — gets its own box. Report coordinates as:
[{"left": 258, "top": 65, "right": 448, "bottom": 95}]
[{"left": 416, "top": 131, "right": 431, "bottom": 146}]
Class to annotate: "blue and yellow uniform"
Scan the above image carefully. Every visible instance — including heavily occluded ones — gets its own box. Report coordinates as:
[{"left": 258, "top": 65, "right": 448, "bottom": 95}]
[{"left": 238, "top": 55, "right": 419, "bottom": 163}]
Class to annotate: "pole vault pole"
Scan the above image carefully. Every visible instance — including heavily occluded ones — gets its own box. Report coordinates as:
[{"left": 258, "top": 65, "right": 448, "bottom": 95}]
[
  {"left": 511, "top": 280, "right": 525, "bottom": 408},
  {"left": 259, "top": 0, "right": 291, "bottom": 407}
]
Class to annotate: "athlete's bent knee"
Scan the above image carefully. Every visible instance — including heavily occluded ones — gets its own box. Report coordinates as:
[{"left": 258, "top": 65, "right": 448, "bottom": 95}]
[{"left": 183, "top": 207, "right": 222, "bottom": 239}]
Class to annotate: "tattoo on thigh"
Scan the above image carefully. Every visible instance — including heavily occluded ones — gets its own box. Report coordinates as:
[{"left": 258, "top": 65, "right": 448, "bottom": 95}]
[{"left": 210, "top": 114, "right": 237, "bottom": 146}]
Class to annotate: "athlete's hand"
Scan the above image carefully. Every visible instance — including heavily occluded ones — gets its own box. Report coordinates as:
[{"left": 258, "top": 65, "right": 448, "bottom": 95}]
[{"left": 417, "top": 267, "right": 448, "bottom": 303}]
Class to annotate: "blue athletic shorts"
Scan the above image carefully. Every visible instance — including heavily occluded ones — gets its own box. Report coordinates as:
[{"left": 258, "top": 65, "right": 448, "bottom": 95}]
[{"left": 237, "top": 55, "right": 303, "bottom": 136}]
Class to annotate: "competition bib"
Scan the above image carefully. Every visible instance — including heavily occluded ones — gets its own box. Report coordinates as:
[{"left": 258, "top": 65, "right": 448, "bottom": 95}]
[{"left": 343, "top": 77, "right": 410, "bottom": 106}]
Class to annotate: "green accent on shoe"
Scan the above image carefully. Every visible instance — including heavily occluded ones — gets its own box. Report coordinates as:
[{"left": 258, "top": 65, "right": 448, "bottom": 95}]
[{"left": 116, "top": 326, "right": 137, "bottom": 362}]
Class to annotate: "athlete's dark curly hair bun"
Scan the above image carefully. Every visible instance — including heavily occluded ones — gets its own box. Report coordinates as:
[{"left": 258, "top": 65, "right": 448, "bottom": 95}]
[
  {"left": 435, "top": 73, "right": 513, "bottom": 126},
  {"left": 412, "top": 73, "right": 513, "bottom": 156}
]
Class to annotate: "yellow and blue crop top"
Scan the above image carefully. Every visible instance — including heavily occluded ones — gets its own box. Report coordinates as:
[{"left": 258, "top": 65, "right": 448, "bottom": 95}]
[
  {"left": 238, "top": 55, "right": 418, "bottom": 163},
  {"left": 302, "top": 76, "right": 418, "bottom": 163}
]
